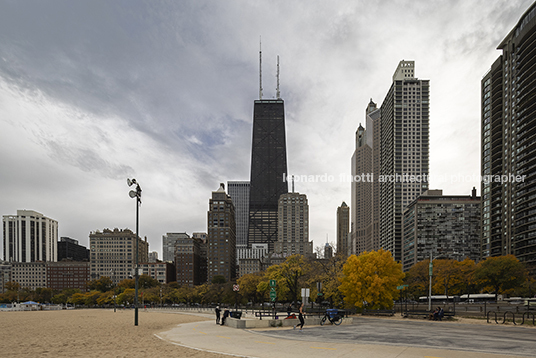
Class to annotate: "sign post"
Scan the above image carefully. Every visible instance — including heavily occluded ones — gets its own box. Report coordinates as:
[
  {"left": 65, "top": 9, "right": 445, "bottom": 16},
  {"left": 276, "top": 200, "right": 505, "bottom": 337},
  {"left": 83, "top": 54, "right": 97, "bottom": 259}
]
[{"left": 269, "top": 280, "right": 277, "bottom": 319}]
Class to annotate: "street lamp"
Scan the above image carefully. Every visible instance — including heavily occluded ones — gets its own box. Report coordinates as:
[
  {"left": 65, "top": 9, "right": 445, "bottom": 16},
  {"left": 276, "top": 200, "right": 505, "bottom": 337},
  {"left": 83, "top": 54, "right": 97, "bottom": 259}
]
[
  {"left": 127, "top": 178, "right": 142, "bottom": 326},
  {"left": 110, "top": 269, "right": 117, "bottom": 313},
  {"left": 428, "top": 252, "right": 446, "bottom": 311}
]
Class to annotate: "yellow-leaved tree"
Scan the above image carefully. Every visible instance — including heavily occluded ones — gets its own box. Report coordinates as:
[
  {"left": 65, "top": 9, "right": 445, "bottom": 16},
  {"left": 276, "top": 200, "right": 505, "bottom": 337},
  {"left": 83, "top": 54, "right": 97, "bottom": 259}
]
[{"left": 339, "top": 249, "right": 404, "bottom": 309}]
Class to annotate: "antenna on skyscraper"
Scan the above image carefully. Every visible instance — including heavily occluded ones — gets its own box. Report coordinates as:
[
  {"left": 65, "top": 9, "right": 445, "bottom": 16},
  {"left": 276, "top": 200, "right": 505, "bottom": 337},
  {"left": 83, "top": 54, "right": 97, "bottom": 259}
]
[
  {"left": 259, "top": 36, "right": 263, "bottom": 99},
  {"left": 291, "top": 175, "right": 294, "bottom": 193},
  {"left": 276, "top": 55, "right": 280, "bottom": 99}
]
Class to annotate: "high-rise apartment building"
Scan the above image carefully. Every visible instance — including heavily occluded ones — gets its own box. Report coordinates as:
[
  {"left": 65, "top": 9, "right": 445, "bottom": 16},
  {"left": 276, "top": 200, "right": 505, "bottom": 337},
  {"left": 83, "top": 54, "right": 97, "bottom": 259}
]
[
  {"left": 89, "top": 228, "right": 149, "bottom": 284},
  {"left": 248, "top": 98, "right": 288, "bottom": 252},
  {"left": 336, "top": 202, "right": 350, "bottom": 256},
  {"left": 162, "top": 232, "right": 190, "bottom": 263},
  {"left": 379, "top": 61, "right": 430, "bottom": 262},
  {"left": 2, "top": 210, "right": 58, "bottom": 262},
  {"left": 207, "top": 184, "right": 236, "bottom": 283},
  {"left": 275, "top": 192, "right": 312, "bottom": 257},
  {"left": 192, "top": 232, "right": 207, "bottom": 282},
  {"left": 402, "top": 189, "right": 481, "bottom": 272},
  {"left": 351, "top": 100, "right": 381, "bottom": 255},
  {"left": 481, "top": 3, "right": 536, "bottom": 271},
  {"left": 228, "top": 181, "right": 250, "bottom": 253},
  {"left": 0, "top": 261, "right": 11, "bottom": 293}
]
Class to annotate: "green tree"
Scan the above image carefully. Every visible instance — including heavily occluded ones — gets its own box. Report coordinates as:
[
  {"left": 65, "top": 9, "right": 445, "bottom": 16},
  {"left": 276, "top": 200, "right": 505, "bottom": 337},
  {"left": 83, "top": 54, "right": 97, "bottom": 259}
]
[
  {"left": 265, "top": 254, "right": 308, "bottom": 303},
  {"left": 86, "top": 276, "right": 113, "bottom": 292},
  {"left": 405, "top": 260, "right": 429, "bottom": 299},
  {"left": 339, "top": 249, "right": 404, "bottom": 310},
  {"left": 139, "top": 275, "right": 160, "bottom": 289},
  {"left": 474, "top": 255, "right": 527, "bottom": 298},
  {"left": 212, "top": 275, "right": 226, "bottom": 284},
  {"left": 308, "top": 252, "right": 346, "bottom": 307}
]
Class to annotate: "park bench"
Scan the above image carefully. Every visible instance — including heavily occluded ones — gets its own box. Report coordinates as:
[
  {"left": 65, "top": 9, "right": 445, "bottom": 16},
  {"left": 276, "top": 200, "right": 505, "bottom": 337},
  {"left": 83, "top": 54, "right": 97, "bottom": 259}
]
[
  {"left": 362, "top": 309, "right": 396, "bottom": 316},
  {"left": 403, "top": 310, "right": 455, "bottom": 320}
]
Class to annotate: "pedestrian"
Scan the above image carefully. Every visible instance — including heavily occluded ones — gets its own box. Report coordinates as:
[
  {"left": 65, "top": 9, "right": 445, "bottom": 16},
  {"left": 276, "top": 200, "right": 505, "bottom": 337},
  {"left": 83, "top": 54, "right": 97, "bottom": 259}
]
[
  {"left": 221, "top": 308, "right": 230, "bottom": 326},
  {"left": 215, "top": 305, "right": 221, "bottom": 324},
  {"left": 287, "top": 303, "right": 292, "bottom": 317},
  {"left": 294, "top": 302, "right": 305, "bottom": 331}
]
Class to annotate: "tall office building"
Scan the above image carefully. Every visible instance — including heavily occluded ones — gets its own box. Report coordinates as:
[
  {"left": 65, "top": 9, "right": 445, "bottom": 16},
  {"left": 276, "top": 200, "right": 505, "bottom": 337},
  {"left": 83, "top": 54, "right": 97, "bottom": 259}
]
[
  {"left": 274, "top": 192, "right": 312, "bottom": 257},
  {"left": 228, "top": 181, "right": 250, "bottom": 252},
  {"left": 175, "top": 235, "right": 205, "bottom": 286},
  {"left": 402, "top": 189, "right": 481, "bottom": 272},
  {"left": 162, "top": 232, "right": 190, "bottom": 263},
  {"left": 57, "top": 237, "right": 89, "bottom": 262},
  {"left": 336, "top": 202, "right": 350, "bottom": 256},
  {"left": 207, "top": 184, "right": 236, "bottom": 283},
  {"left": 351, "top": 100, "right": 381, "bottom": 255},
  {"left": 248, "top": 98, "right": 288, "bottom": 252},
  {"left": 89, "top": 228, "right": 149, "bottom": 284},
  {"left": 2, "top": 210, "right": 58, "bottom": 262},
  {"left": 379, "top": 61, "right": 430, "bottom": 262},
  {"left": 481, "top": 3, "right": 536, "bottom": 271},
  {"left": 248, "top": 53, "right": 288, "bottom": 252}
]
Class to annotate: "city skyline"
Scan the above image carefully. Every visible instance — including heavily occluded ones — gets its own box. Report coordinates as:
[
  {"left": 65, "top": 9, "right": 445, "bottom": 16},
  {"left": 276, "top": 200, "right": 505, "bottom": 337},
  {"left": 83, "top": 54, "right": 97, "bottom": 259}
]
[{"left": 0, "top": 1, "right": 533, "bottom": 256}]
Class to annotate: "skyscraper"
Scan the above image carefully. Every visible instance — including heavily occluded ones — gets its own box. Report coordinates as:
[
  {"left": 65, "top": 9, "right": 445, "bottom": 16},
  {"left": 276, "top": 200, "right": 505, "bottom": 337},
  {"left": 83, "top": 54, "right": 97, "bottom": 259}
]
[
  {"left": 207, "top": 183, "right": 236, "bottom": 283},
  {"left": 2, "top": 210, "right": 58, "bottom": 263},
  {"left": 336, "top": 202, "right": 350, "bottom": 256},
  {"left": 275, "top": 192, "right": 312, "bottom": 257},
  {"left": 248, "top": 56, "right": 288, "bottom": 252},
  {"left": 228, "top": 181, "right": 250, "bottom": 251},
  {"left": 481, "top": 3, "right": 536, "bottom": 271},
  {"left": 379, "top": 60, "right": 430, "bottom": 262},
  {"left": 350, "top": 99, "right": 381, "bottom": 256}
]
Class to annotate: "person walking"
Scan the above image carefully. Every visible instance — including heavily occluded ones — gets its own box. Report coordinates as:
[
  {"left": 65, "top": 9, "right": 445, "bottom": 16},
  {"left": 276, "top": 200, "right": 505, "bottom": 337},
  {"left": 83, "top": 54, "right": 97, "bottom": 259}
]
[
  {"left": 294, "top": 302, "right": 305, "bottom": 331},
  {"left": 215, "top": 305, "right": 221, "bottom": 324}
]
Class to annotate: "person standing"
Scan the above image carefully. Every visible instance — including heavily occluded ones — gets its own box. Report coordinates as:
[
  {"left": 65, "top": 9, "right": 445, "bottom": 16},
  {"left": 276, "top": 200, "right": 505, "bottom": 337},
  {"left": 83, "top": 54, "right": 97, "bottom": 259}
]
[
  {"left": 215, "top": 305, "right": 221, "bottom": 324},
  {"left": 287, "top": 303, "right": 292, "bottom": 317}
]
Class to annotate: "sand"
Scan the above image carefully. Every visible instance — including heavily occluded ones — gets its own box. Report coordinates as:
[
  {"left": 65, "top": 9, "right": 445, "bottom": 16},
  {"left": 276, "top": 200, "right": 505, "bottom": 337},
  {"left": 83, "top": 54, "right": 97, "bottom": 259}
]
[{"left": 0, "top": 309, "right": 220, "bottom": 358}]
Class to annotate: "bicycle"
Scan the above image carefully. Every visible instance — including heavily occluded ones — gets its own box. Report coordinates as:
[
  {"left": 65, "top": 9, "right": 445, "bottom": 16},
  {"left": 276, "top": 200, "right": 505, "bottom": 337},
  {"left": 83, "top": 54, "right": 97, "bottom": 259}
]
[{"left": 320, "top": 309, "right": 343, "bottom": 326}]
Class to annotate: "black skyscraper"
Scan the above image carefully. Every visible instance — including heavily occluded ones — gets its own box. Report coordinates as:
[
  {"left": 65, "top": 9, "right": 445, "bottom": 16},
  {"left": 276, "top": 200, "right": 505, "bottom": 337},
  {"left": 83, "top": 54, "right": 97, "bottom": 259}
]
[{"left": 248, "top": 99, "right": 288, "bottom": 251}]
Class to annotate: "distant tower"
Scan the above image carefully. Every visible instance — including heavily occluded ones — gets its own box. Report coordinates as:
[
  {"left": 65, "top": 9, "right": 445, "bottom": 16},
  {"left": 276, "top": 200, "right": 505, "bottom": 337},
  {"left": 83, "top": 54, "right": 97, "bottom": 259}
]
[
  {"left": 207, "top": 183, "right": 236, "bottom": 283},
  {"left": 336, "top": 202, "right": 350, "bottom": 256},
  {"left": 275, "top": 191, "right": 312, "bottom": 257},
  {"left": 351, "top": 99, "right": 380, "bottom": 256},
  {"left": 248, "top": 55, "right": 288, "bottom": 252},
  {"left": 324, "top": 241, "right": 333, "bottom": 259}
]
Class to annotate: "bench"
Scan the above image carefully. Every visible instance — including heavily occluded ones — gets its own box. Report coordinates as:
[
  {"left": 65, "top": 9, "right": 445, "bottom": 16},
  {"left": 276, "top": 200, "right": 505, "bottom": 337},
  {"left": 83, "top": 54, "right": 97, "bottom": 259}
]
[
  {"left": 362, "top": 309, "right": 396, "bottom": 316},
  {"left": 403, "top": 310, "right": 455, "bottom": 320},
  {"left": 255, "top": 311, "right": 278, "bottom": 319}
]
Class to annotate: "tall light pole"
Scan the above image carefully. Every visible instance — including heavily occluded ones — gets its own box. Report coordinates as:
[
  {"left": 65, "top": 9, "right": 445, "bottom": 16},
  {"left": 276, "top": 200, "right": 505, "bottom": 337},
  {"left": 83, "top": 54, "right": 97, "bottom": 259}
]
[
  {"left": 127, "top": 178, "right": 142, "bottom": 326},
  {"left": 428, "top": 252, "right": 445, "bottom": 311}
]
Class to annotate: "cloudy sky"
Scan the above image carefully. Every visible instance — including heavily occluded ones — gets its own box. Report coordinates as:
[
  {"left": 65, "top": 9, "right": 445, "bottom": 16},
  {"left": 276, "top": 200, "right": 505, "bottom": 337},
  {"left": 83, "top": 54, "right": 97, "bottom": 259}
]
[{"left": 0, "top": 0, "right": 533, "bottom": 257}]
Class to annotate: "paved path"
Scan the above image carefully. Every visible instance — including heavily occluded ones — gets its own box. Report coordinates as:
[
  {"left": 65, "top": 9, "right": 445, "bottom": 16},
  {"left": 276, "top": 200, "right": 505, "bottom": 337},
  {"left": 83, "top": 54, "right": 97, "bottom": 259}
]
[{"left": 156, "top": 313, "right": 535, "bottom": 358}]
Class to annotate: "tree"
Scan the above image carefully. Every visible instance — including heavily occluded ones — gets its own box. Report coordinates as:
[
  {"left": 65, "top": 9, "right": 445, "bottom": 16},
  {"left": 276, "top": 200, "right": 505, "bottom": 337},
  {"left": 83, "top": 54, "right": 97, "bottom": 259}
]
[
  {"left": 212, "top": 275, "right": 226, "bottom": 284},
  {"left": 405, "top": 260, "right": 429, "bottom": 299},
  {"left": 432, "top": 259, "right": 466, "bottom": 298},
  {"left": 86, "top": 276, "right": 113, "bottom": 292},
  {"left": 265, "top": 254, "right": 308, "bottom": 303},
  {"left": 139, "top": 275, "right": 160, "bottom": 289},
  {"left": 474, "top": 255, "right": 527, "bottom": 298},
  {"left": 307, "top": 252, "right": 346, "bottom": 307},
  {"left": 237, "top": 273, "right": 264, "bottom": 304},
  {"left": 339, "top": 249, "right": 404, "bottom": 310}
]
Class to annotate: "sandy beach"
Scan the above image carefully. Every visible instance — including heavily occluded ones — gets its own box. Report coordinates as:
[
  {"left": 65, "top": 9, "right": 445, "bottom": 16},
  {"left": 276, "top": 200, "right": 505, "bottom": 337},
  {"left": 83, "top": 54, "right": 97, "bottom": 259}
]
[{"left": 0, "top": 309, "right": 220, "bottom": 358}]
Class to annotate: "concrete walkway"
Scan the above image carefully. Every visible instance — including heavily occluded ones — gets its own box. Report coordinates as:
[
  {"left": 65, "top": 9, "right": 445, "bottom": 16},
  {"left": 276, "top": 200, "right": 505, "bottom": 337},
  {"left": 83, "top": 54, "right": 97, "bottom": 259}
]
[{"left": 155, "top": 312, "right": 530, "bottom": 358}]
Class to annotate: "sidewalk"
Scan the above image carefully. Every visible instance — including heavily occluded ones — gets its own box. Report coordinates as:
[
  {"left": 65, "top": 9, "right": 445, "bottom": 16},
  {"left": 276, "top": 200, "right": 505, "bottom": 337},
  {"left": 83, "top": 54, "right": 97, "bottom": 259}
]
[{"left": 155, "top": 312, "right": 524, "bottom": 358}]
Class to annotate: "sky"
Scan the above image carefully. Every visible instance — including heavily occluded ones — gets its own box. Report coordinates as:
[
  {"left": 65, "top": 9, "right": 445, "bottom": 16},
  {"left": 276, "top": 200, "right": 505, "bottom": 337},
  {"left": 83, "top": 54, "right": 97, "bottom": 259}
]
[{"left": 0, "top": 0, "right": 533, "bottom": 257}]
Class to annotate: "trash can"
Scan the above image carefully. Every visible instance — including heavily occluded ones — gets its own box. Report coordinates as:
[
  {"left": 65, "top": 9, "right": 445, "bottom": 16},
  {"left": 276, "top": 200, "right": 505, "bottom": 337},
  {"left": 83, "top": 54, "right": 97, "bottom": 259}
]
[{"left": 230, "top": 311, "right": 242, "bottom": 319}]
